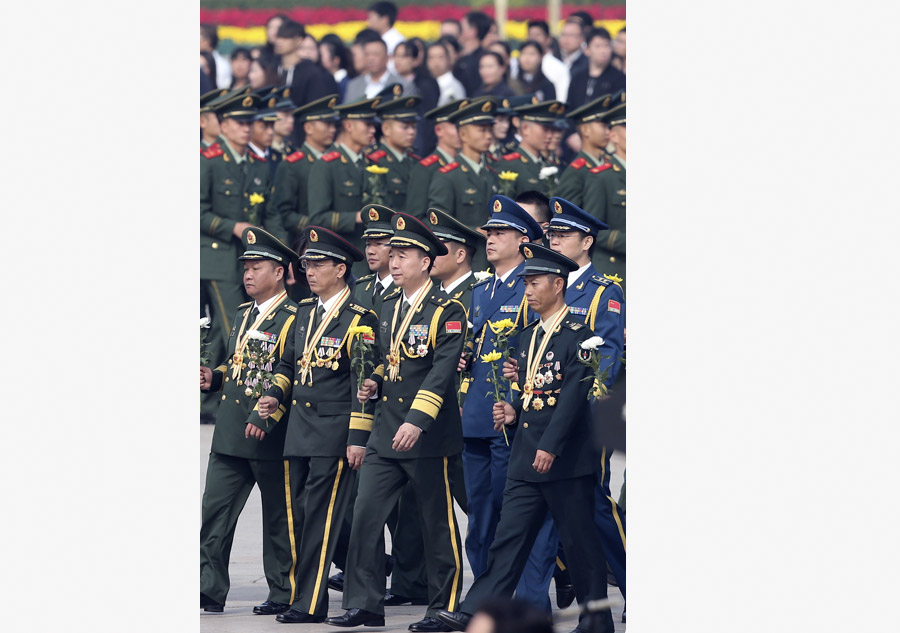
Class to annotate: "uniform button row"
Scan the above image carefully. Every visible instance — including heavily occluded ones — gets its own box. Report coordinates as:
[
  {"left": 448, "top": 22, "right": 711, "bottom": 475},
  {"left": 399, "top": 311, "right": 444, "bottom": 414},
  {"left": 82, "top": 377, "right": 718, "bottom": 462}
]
[
  {"left": 523, "top": 423, "right": 529, "bottom": 428},
  {"left": 211, "top": 242, "right": 219, "bottom": 249},
  {"left": 381, "top": 396, "right": 404, "bottom": 402}
]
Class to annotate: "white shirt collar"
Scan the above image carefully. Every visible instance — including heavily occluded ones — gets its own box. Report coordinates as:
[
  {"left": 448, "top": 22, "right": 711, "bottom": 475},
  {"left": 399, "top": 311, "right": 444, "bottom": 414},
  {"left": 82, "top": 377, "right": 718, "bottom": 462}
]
[
  {"left": 253, "top": 293, "right": 280, "bottom": 316},
  {"left": 436, "top": 146, "right": 455, "bottom": 164},
  {"left": 248, "top": 142, "right": 266, "bottom": 158},
  {"left": 317, "top": 288, "right": 346, "bottom": 314},
  {"left": 540, "top": 304, "right": 569, "bottom": 333},
  {"left": 494, "top": 267, "right": 515, "bottom": 285},
  {"left": 441, "top": 271, "right": 473, "bottom": 295},
  {"left": 339, "top": 142, "right": 361, "bottom": 164},
  {"left": 402, "top": 280, "right": 429, "bottom": 304},
  {"left": 457, "top": 152, "right": 483, "bottom": 174},
  {"left": 568, "top": 263, "right": 591, "bottom": 288},
  {"left": 374, "top": 272, "right": 393, "bottom": 293},
  {"left": 364, "top": 71, "right": 390, "bottom": 98}
]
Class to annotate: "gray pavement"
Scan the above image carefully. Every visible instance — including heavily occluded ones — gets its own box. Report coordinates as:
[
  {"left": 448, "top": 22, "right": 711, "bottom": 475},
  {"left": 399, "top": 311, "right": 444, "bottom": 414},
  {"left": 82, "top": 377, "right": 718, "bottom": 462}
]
[{"left": 200, "top": 425, "right": 625, "bottom": 632}]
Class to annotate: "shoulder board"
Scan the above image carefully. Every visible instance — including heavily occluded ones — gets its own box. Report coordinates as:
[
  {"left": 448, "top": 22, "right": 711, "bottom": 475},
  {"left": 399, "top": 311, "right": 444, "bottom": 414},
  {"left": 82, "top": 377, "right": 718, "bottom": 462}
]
[
  {"left": 383, "top": 287, "right": 402, "bottom": 300},
  {"left": 283, "top": 303, "right": 298, "bottom": 313},
  {"left": 322, "top": 151, "right": 341, "bottom": 162},
  {"left": 430, "top": 295, "right": 450, "bottom": 307},
  {"left": 419, "top": 154, "right": 440, "bottom": 167},
  {"left": 298, "top": 297, "right": 317, "bottom": 305},
  {"left": 367, "top": 149, "right": 387, "bottom": 161},
  {"left": 590, "top": 274, "right": 612, "bottom": 286},
  {"left": 590, "top": 163, "right": 613, "bottom": 174},
  {"left": 201, "top": 141, "right": 220, "bottom": 154},
  {"left": 285, "top": 150, "right": 306, "bottom": 163},
  {"left": 524, "top": 317, "right": 541, "bottom": 331},
  {"left": 502, "top": 152, "right": 521, "bottom": 161},
  {"left": 570, "top": 157, "right": 587, "bottom": 170},
  {"left": 473, "top": 277, "right": 492, "bottom": 288},
  {"left": 356, "top": 273, "right": 376, "bottom": 283},
  {"left": 485, "top": 164, "right": 498, "bottom": 174},
  {"left": 409, "top": 152, "right": 421, "bottom": 161},
  {"left": 237, "top": 300, "right": 253, "bottom": 308},
  {"left": 347, "top": 302, "right": 369, "bottom": 315},
  {"left": 202, "top": 146, "right": 224, "bottom": 159},
  {"left": 564, "top": 321, "right": 584, "bottom": 331},
  {"left": 439, "top": 161, "right": 459, "bottom": 174},
  {"left": 248, "top": 151, "right": 266, "bottom": 163}
]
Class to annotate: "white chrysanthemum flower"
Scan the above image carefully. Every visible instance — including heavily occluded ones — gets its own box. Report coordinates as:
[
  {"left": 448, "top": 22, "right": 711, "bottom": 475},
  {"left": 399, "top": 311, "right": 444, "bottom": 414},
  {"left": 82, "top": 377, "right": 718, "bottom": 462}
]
[
  {"left": 539, "top": 166, "right": 558, "bottom": 180},
  {"left": 473, "top": 270, "right": 493, "bottom": 282},
  {"left": 200, "top": 317, "right": 211, "bottom": 328},
  {"left": 246, "top": 330, "right": 269, "bottom": 341},
  {"left": 580, "top": 336, "right": 605, "bottom": 350}
]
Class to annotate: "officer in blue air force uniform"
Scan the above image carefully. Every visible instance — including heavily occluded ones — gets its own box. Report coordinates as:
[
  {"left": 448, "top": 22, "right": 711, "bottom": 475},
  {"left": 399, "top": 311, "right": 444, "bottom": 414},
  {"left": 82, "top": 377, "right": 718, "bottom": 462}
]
[{"left": 459, "top": 195, "right": 543, "bottom": 579}]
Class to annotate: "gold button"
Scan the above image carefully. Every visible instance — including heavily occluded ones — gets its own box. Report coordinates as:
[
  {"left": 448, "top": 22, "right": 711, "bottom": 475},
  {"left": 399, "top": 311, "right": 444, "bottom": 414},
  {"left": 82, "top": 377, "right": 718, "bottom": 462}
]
[
  {"left": 398, "top": 397, "right": 404, "bottom": 403},
  {"left": 225, "top": 190, "right": 230, "bottom": 195},
  {"left": 244, "top": 207, "right": 248, "bottom": 212},
  {"left": 383, "top": 396, "right": 388, "bottom": 401},
  {"left": 237, "top": 380, "right": 242, "bottom": 385},
  {"left": 523, "top": 422, "right": 529, "bottom": 428},
  {"left": 298, "top": 360, "right": 303, "bottom": 365},
  {"left": 224, "top": 377, "right": 229, "bottom": 382},
  {"left": 305, "top": 402, "right": 311, "bottom": 408},
  {"left": 294, "top": 380, "right": 298, "bottom": 385},
  {"left": 211, "top": 242, "right": 219, "bottom": 249},
  {"left": 610, "top": 256, "right": 616, "bottom": 263},
  {"left": 244, "top": 192, "right": 248, "bottom": 197},
  {"left": 221, "top": 395, "right": 227, "bottom": 400},
  {"left": 235, "top": 399, "right": 240, "bottom": 404},
  {"left": 292, "top": 400, "right": 297, "bottom": 405}
]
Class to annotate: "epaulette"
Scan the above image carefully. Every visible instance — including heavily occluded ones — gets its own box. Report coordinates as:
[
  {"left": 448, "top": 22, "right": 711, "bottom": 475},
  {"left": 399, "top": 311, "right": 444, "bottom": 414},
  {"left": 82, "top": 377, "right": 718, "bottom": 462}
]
[
  {"left": 367, "top": 149, "right": 387, "bottom": 161},
  {"left": 570, "top": 157, "right": 587, "bottom": 170},
  {"left": 564, "top": 321, "right": 584, "bottom": 331},
  {"left": 249, "top": 151, "right": 266, "bottom": 163},
  {"left": 430, "top": 295, "right": 450, "bottom": 307},
  {"left": 502, "top": 152, "right": 521, "bottom": 161},
  {"left": 524, "top": 316, "right": 541, "bottom": 331},
  {"left": 473, "top": 276, "right": 492, "bottom": 288},
  {"left": 590, "top": 274, "right": 612, "bottom": 286},
  {"left": 356, "top": 273, "right": 376, "bottom": 283},
  {"left": 200, "top": 142, "right": 220, "bottom": 154},
  {"left": 409, "top": 152, "right": 421, "bottom": 161},
  {"left": 590, "top": 163, "right": 613, "bottom": 174},
  {"left": 283, "top": 303, "right": 298, "bottom": 313},
  {"left": 485, "top": 164, "right": 498, "bottom": 174},
  {"left": 347, "top": 302, "right": 369, "bottom": 315},
  {"left": 419, "top": 154, "right": 440, "bottom": 167},
  {"left": 238, "top": 300, "right": 253, "bottom": 308},
  {"left": 202, "top": 146, "right": 224, "bottom": 159},
  {"left": 322, "top": 151, "right": 341, "bottom": 162},
  {"left": 285, "top": 151, "right": 306, "bottom": 163},
  {"left": 439, "top": 161, "right": 459, "bottom": 174},
  {"left": 298, "top": 297, "right": 317, "bottom": 305},
  {"left": 383, "top": 287, "right": 402, "bottom": 300}
]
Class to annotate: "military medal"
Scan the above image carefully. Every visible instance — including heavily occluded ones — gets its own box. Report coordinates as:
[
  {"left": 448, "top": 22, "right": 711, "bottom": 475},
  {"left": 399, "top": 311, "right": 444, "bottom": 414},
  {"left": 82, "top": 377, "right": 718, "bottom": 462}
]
[
  {"left": 521, "top": 305, "right": 568, "bottom": 411},
  {"left": 387, "top": 281, "right": 433, "bottom": 381},
  {"left": 299, "top": 286, "right": 351, "bottom": 386},
  {"left": 231, "top": 290, "right": 288, "bottom": 381}
]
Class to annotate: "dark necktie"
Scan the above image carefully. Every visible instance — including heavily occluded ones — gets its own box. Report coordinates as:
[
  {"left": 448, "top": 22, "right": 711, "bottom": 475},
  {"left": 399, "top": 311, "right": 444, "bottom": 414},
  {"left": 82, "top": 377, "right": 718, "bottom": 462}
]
[
  {"left": 250, "top": 305, "right": 260, "bottom": 322},
  {"left": 372, "top": 281, "right": 382, "bottom": 303},
  {"left": 314, "top": 304, "right": 326, "bottom": 329},
  {"left": 399, "top": 300, "right": 410, "bottom": 323}
]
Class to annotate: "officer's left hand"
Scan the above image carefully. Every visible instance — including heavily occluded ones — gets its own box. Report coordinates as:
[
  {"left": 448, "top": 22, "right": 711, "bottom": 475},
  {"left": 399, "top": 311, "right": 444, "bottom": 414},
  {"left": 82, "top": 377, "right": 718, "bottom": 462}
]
[
  {"left": 392, "top": 422, "right": 422, "bottom": 452},
  {"left": 347, "top": 445, "right": 366, "bottom": 470},
  {"left": 245, "top": 423, "right": 267, "bottom": 441},
  {"left": 533, "top": 450, "right": 555, "bottom": 474}
]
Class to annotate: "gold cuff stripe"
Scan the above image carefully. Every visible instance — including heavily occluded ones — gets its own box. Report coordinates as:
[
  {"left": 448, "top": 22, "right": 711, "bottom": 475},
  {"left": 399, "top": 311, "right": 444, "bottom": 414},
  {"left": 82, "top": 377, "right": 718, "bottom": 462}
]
[
  {"left": 309, "top": 461, "right": 344, "bottom": 613},
  {"left": 209, "top": 216, "right": 221, "bottom": 236},
  {"left": 214, "top": 364, "right": 227, "bottom": 374},
  {"left": 282, "top": 460, "right": 299, "bottom": 604},
  {"left": 373, "top": 364, "right": 385, "bottom": 378},
  {"left": 410, "top": 396, "right": 441, "bottom": 420},
  {"left": 607, "top": 230, "right": 619, "bottom": 250},
  {"left": 443, "top": 457, "right": 462, "bottom": 611},
  {"left": 418, "top": 390, "right": 444, "bottom": 407},
  {"left": 270, "top": 404, "right": 287, "bottom": 423},
  {"left": 273, "top": 373, "right": 291, "bottom": 395},
  {"left": 556, "top": 556, "right": 567, "bottom": 571},
  {"left": 349, "top": 412, "right": 374, "bottom": 432},
  {"left": 279, "top": 315, "right": 295, "bottom": 357},
  {"left": 331, "top": 212, "right": 339, "bottom": 231}
]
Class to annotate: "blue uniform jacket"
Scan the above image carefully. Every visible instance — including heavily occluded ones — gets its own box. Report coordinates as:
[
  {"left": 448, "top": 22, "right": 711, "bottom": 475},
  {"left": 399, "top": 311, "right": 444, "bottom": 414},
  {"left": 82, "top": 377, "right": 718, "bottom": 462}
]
[
  {"left": 565, "top": 265, "right": 625, "bottom": 384},
  {"left": 461, "top": 261, "right": 535, "bottom": 438}
]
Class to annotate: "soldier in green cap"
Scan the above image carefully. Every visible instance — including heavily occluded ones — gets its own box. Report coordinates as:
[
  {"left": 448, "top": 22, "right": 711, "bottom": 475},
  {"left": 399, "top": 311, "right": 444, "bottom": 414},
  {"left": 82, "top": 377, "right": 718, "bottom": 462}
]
[
  {"left": 492, "top": 100, "right": 567, "bottom": 197},
  {"left": 428, "top": 207, "right": 486, "bottom": 314},
  {"left": 582, "top": 94, "right": 626, "bottom": 291},
  {"left": 201, "top": 88, "right": 230, "bottom": 150},
  {"left": 350, "top": 204, "right": 397, "bottom": 313},
  {"left": 201, "top": 89, "right": 287, "bottom": 421},
  {"left": 427, "top": 97, "right": 501, "bottom": 272},
  {"left": 307, "top": 96, "right": 380, "bottom": 277},
  {"left": 271, "top": 94, "right": 340, "bottom": 250},
  {"left": 199, "top": 227, "right": 300, "bottom": 614},
  {"left": 406, "top": 100, "right": 465, "bottom": 220},
  {"left": 326, "top": 212, "right": 467, "bottom": 632},
  {"left": 366, "top": 95, "right": 423, "bottom": 213},
  {"left": 267, "top": 87, "right": 298, "bottom": 176},
  {"left": 254, "top": 226, "right": 380, "bottom": 624},
  {"left": 556, "top": 93, "right": 616, "bottom": 208}
]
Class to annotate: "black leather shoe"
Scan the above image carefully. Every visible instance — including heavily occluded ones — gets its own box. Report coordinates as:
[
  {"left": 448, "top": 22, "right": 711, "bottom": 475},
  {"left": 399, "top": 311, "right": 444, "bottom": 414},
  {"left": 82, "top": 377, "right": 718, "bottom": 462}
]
[
  {"left": 435, "top": 610, "right": 471, "bottom": 632},
  {"left": 200, "top": 592, "right": 224, "bottom": 612},
  {"left": 555, "top": 582, "right": 575, "bottom": 608},
  {"left": 328, "top": 571, "right": 344, "bottom": 592},
  {"left": 276, "top": 608, "right": 326, "bottom": 623},
  {"left": 385, "top": 592, "right": 429, "bottom": 606},
  {"left": 254, "top": 601, "right": 291, "bottom": 615},
  {"left": 408, "top": 617, "right": 452, "bottom": 632},
  {"left": 324, "top": 609, "right": 385, "bottom": 627}
]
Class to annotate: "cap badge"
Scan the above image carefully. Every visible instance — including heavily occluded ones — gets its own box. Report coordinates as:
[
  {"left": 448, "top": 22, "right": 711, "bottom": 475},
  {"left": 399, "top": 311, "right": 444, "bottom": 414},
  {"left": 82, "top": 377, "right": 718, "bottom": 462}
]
[
  {"left": 481, "top": 101, "right": 492, "bottom": 113},
  {"left": 620, "top": 91, "right": 626, "bottom": 103},
  {"left": 268, "top": 97, "right": 276, "bottom": 108},
  {"left": 368, "top": 208, "right": 379, "bottom": 221},
  {"left": 502, "top": 99, "right": 510, "bottom": 108},
  {"left": 549, "top": 103, "right": 558, "bottom": 113},
  {"left": 242, "top": 96, "right": 253, "bottom": 107},
  {"left": 602, "top": 96, "right": 611, "bottom": 108},
  {"left": 246, "top": 230, "right": 257, "bottom": 244},
  {"left": 523, "top": 246, "right": 534, "bottom": 258},
  {"left": 283, "top": 88, "right": 290, "bottom": 98},
  {"left": 554, "top": 201, "right": 563, "bottom": 214},
  {"left": 406, "top": 98, "right": 415, "bottom": 107},
  {"left": 309, "top": 229, "right": 319, "bottom": 242},
  {"left": 372, "top": 98, "right": 381, "bottom": 108},
  {"left": 395, "top": 216, "right": 406, "bottom": 230},
  {"left": 493, "top": 199, "right": 502, "bottom": 213},
  {"left": 328, "top": 97, "right": 337, "bottom": 108},
  {"left": 393, "top": 85, "right": 402, "bottom": 96},
  {"left": 558, "top": 104, "right": 565, "bottom": 114},
  {"left": 429, "top": 211, "right": 438, "bottom": 225}
]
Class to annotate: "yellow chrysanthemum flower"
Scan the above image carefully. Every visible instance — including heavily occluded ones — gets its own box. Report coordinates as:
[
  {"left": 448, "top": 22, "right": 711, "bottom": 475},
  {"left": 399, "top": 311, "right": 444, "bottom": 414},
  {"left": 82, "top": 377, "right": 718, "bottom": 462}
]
[
  {"left": 366, "top": 165, "right": 389, "bottom": 175},
  {"left": 249, "top": 192, "right": 265, "bottom": 205},
  {"left": 488, "top": 319, "right": 516, "bottom": 334},
  {"left": 480, "top": 350, "right": 503, "bottom": 363},
  {"left": 347, "top": 325, "right": 375, "bottom": 341},
  {"left": 499, "top": 171, "right": 519, "bottom": 181}
]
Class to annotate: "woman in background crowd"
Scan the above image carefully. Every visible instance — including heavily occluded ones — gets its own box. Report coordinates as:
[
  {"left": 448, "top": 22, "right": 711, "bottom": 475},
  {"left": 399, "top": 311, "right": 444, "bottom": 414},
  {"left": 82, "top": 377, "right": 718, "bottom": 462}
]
[
  {"left": 248, "top": 54, "right": 280, "bottom": 90},
  {"left": 229, "top": 47, "right": 251, "bottom": 89},
  {"left": 517, "top": 41, "right": 556, "bottom": 101},
  {"left": 200, "top": 51, "right": 217, "bottom": 89},
  {"left": 472, "top": 51, "right": 516, "bottom": 98},
  {"left": 320, "top": 34, "right": 354, "bottom": 102}
]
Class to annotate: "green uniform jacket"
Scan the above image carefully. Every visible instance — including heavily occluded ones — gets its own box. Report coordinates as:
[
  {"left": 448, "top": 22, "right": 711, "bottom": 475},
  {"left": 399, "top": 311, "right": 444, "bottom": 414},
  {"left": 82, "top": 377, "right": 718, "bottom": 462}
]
[
  {"left": 271, "top": 143, "right": 326, "bottom": 243},
  {"left": 307, "top": 145, "right": 367, "bottom": 251},
  {"left": 508, "top": 316, "right": 602, "bottom": 482},
  {"left": 268, "top": 140, "right": 295, "bottom": 178},
  {"left": 555, "top": 150, "right": 609, "bottom": 209},
  {"left": 441, "top": 274, "right": 478, "bottom": 322},
  {"left": 583, "top": 160, "right": 626, "bottom": 284},
  {"left": 366, "top": 143, "right": 419, "bottom": 214},
  {"left": 426, "top": 157, "right": 499, "bottom": 233},
  {"left": 493, "top": 145, "right": 555, "bottom": 196},
  {"left": 369, "top": 286, "right": 468, "bottom": 459},
  {"left": 204, "top": 296, "right": 299, "bottom": 460},
  {"left": 405, "top": 151, "right": 453, "bottom": 220},
  {"left": 351, "top": 273, "right": 396, "bottom": 315},
  {"left": 266, "top": 295, "right": 379, "bottom": 456},
  {"left": 201, "top": 138, "right": 285, "bottom": 282}
]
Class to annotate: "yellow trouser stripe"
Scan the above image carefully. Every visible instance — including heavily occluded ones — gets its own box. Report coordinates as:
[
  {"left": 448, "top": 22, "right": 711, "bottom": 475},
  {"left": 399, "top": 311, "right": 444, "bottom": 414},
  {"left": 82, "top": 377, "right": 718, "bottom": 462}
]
[
  {"left": 442, "top": 457, "right": 461, "bottom": 611},
  {"left": 309, "top": 460, "right": 344, "bottom": 613},
  {"left": 349, "top": 412, "right": 374, "bottom": 432},
  {"left": 556, "top": 556, "right": 566, "bottom": 571},
  {"left": 600, "top": 447, "right": 607, "bottom": 488},
  {"left": 608, "top": 495, "right": 626, "bottom": 551},
  {"left": 283, "top": 460, "right": 298, "bottom": 604}
]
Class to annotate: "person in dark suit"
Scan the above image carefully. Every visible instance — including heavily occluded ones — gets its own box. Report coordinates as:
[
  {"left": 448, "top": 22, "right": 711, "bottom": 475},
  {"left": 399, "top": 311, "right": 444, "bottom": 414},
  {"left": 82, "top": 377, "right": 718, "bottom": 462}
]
[
  {"left": 471, "top": 52, "right": 517, "bottom": 99},
  {"left": 453, "top": 11, "right": 494, "bottom": 96},
  {"left": 566, "top": 28, "right": 626, "bottom": 109},
  {"left": 395, "top": 40, "right": 441, "bottom": 157}
]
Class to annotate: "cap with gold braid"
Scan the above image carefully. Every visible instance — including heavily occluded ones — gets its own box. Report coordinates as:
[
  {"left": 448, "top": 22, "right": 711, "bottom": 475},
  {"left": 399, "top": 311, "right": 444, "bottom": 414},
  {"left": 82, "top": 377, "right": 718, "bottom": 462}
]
[
  {"left": 601, "top": 90, "right": 626, "bottom": 127},
  {"left": 448, "top": 96, "right": 498, "bottom": 127},
  {"left": 238, "top": 227, "right": 299, "bottom": 264},
  {"left": 201, "top": 87, "right": 230, "bottom": 112},
  {"left": 213, "top": 90, "right": 261, "bottom": 122},
  {"left": 565, "top": 93, "right": 615, "bottom": 126},
  {"left": 512, "top": 100, "right": 566, "bottom": 124},
  {"left": 375, "top": 95, "right": 422, "bottom": 121},
  {"left": 335, "top": 96, "right": 381, "bottom": 120},
  {"left": 517, "top": 242, "right": 578, "bottom": 278},
  {"left": 427, "top": 208, "right": 485, "bottom": 250},
  {"left": 361, "top": 204, "right": 396, "bottom": 239},
  {"left": 389, "top": 212, "right": 448, "bottom": 257},
  {"left": 292, "top": 94, "right": 340, "bottom": 123},
  {"left": 548, "top": 197, "right": 609, "bottom": 236},
  {"left": 425, "top": 99, "right": 466, "bottom": 123},
  {"left": 480, "top": 195, "right": 544, "bottom": 241},
  {"left": 253, "top": 85, "right": 281, "bottom": 122},
  {"left": 301, "top": 226, "right": 363, "bottom": 263}
]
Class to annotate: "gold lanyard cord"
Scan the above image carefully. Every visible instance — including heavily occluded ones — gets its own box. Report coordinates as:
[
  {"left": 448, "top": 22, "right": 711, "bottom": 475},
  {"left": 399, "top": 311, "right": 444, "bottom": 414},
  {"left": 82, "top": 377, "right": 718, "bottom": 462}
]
[
  {"left": 299, "top": 286, "right": 351, "bottom": 385},
  {"left": 522, "top": 304, "right": 568, "bottom": 410},
  {"left": 231, "top": 290, "right": 288, "bottom": 380},
  {"left": 387, "top": 280, "right": 433, "bottom": 381}
]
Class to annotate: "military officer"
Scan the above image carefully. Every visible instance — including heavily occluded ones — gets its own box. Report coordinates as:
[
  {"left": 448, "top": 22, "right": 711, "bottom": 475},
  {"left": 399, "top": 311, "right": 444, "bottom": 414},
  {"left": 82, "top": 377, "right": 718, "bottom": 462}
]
[
  {"left": 366, "top": 95, "right": 422, "bottom": 213},
  {"left": 428, "top": 207, "right": 486, "bottom": 314},
  {"left": 307, "top": 96, "right": 380, "bottom": 277},
  {"left": 427, "top": 98, "right": 501, "bottom": 272},
  {"left": 199, "top": 227, "right": 300, "bottom": 614},
  {"left": 405, "top": 100, "right": 465, "bottom": 220},
  {"left": 251, "top": 227, "right": 378, "bottom": 623},
  {"left": 458, "top": 196, "right": 542, "bottom": 579},
  {"left": 556, "top": 94, "right": 615, "bottom": 208},
  {"left": 582, "top": 95, "right": 626, "bottom": 291},
  {"left": 492, "top": 100, "right": 566, "bottom": 197},
  {"left": 201, "top": 90, "right": 286, "bottom": 412},
  {"left": 271, "top": 94, "right": 340, "bottom": 253},
  {"left": 325, "top": 213, "right": 467, "bottom": 632},
  {"left": 437, "top": 244, "right": 615, "bottom": 633},
  {"left": 350, "top": 204, "right": 396, "bottom": 313},
  {"left": 201, "top": 87, "right": 230, "bottom": 149}
]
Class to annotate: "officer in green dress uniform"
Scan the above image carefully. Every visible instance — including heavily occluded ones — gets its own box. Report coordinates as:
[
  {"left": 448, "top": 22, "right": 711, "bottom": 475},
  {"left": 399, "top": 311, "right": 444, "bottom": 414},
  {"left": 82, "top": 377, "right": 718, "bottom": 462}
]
[
  {"left": 201, "top": 87, "right": 230, "bottom": 150},
  {"left": 307, "top": 97, "right": 380, "bottom": 277},
  {"left": 429, "top": 207, "right": 485, "bottom": 315},
  {"left": 405, "top": 100, "right": 466, "bottom": 220},
  {"left": 325, "top": 213, "right": 467, "bottom": 632},
  {"left": 366, "top": 96, "right": 422, "bottom": 213},
  {"left": 271, "top": 94, "right": 340, "bottom": 251},
  {"left": 492, "top": 100, "right": 566, "bottom": 197},
  {"left": 201, "top": 90, "right": 286, "bottom": 419},
  {"left": 582, "top": 95, "right": 626, "bottom": 292},
  {"left": 252, "top": 227, "right": 379, "bottom": 623},
  {"left": 556, "top": 94, "right": 616, "bottom": 208},
  {"left": 437, "top": 244, "right": 615, "bottom": 633},
  {"left": 267, "top": 87, "right": 298, "bottom": 176},
  {"left": 199, "top": 227, "right": 300, "bottom": 614},
  {"left": 350, "top": 204, "right": 396, "bottom": 313},
  {"left": 427, "top": 98, "right": 501, "bottom": 272}
]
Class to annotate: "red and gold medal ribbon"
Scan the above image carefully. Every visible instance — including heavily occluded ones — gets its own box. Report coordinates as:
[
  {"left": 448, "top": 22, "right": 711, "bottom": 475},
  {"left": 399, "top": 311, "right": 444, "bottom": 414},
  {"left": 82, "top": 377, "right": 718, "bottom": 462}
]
[
  {"left": 387, "top": 280, "right": 433, "bottom": 381},
  {"left": 521, "top": 304, "right": 568, "bottom": 411},
  {"left": 231, "top": 290, "right": 288, "bottom": 381},
  {"left": 298, "top": 286, "right": 351, "bottom": 386}
]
